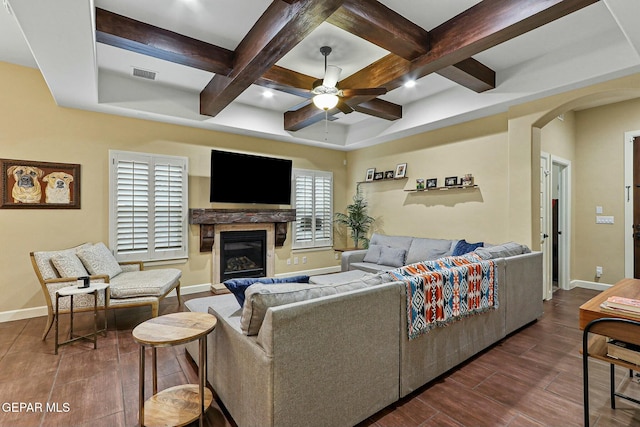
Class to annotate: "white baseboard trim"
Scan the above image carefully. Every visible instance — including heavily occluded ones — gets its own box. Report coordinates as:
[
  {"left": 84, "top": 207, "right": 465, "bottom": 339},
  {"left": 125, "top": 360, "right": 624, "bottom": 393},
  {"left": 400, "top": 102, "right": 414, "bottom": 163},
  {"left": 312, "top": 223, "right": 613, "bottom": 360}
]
[
  {"left": 571, "top": 279, "right": 612, "bottom": 292},
  {"left": 0, "top": 306, "right": 49, "bottom": 323},
  {"left": 0, "top": 282, "right": 212, "bottom": 324}
]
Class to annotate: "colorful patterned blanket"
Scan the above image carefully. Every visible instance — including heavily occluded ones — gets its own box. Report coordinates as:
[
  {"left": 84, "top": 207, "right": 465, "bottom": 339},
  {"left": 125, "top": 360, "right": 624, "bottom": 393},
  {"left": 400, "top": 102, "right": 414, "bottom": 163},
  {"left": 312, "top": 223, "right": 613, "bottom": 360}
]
[{"left": 387, "top": 254, "right": 498, "bottom": 340}]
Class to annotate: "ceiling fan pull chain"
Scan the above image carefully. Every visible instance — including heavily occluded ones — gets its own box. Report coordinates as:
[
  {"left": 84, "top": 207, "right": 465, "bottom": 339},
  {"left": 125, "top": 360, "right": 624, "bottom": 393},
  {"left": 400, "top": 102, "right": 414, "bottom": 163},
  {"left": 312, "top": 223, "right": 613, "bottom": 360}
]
[{"left": 324, "top": 110, "right": 329, "bottom": 141}]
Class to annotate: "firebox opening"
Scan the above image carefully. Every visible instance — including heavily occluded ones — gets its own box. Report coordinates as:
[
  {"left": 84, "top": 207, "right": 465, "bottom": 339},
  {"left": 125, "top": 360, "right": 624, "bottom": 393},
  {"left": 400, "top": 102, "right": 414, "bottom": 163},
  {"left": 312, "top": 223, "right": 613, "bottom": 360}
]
[{"left": 220, "top": 230, "right": 267, "bottom": 282}]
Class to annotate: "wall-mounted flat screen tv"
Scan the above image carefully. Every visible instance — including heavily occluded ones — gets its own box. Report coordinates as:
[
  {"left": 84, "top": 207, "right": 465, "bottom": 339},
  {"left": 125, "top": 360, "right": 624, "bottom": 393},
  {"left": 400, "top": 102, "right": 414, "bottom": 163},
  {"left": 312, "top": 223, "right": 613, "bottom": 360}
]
[{"left": 210, "top": 150, "right": 292, "bottom": 204}]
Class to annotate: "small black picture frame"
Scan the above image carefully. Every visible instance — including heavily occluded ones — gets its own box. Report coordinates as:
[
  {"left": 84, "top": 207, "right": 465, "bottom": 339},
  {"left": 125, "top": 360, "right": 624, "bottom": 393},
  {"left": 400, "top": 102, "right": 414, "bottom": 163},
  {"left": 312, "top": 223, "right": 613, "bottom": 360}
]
[
  {"left": 385, "top": 170, "right": 395, "bottom": 179},
  {"left": 374, "top": 172, "right": 384, "bottom": 180},
  {"left": 444, "top": 176, "right": 458, "bottom": 187},
  {"left": 426, "top": 178, "right": 437, "bottom": 189}
]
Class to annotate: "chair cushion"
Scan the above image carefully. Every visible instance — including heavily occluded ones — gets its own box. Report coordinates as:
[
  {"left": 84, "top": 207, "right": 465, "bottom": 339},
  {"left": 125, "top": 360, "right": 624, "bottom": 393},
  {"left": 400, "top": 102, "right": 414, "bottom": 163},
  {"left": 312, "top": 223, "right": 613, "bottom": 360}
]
[
  {"left": 109, "top": 268, "right": 181, "bottom": 298},
  {"left": 51, "top": 252, "right": 89, "bottom": 278},
  {"left": 77, "top": 242, "right": 123, "bottom": 279}
]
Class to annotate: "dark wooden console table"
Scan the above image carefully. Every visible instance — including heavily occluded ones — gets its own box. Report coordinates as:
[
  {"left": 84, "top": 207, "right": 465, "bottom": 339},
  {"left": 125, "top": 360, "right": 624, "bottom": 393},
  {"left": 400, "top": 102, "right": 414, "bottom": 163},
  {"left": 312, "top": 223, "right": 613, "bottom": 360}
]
[{"left": 580, "top": 278, "right": 640, "bottom": 427}]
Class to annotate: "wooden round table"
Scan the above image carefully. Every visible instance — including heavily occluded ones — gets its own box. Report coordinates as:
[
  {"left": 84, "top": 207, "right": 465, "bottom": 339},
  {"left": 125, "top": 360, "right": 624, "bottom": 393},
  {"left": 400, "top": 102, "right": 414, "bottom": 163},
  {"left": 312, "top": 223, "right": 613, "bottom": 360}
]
[{"left": 132, "top": 312, "right": 217, "bottom": 427}]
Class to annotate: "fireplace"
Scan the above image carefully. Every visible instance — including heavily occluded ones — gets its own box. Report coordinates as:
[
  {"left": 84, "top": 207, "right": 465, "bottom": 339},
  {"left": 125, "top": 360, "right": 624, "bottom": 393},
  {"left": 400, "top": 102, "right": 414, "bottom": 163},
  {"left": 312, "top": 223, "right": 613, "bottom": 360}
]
[{"left": 220, "top": 230, "right": 267, "bottom": 282}]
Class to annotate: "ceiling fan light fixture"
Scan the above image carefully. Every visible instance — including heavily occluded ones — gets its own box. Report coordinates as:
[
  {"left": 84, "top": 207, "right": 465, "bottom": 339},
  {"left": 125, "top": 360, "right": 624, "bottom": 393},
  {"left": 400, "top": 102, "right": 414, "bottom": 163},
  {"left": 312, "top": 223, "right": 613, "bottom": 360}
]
[{"left": 313, "top": 93, "right": 339, "bottom": 110}]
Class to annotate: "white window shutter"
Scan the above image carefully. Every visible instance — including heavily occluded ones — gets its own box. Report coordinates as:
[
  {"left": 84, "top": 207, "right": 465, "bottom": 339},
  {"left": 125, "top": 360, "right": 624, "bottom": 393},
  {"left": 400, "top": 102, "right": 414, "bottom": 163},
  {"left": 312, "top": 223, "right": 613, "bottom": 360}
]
[
  {"left": 292, "top": 169, "right": 333, "bottom": 249},
  {"left": 110, "top": 151, "right": 188, "bottom": 262}
]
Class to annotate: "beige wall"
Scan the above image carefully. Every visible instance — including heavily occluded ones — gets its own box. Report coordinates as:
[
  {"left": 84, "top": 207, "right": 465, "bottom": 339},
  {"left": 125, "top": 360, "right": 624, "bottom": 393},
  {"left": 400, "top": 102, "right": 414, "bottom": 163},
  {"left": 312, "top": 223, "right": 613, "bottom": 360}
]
[
  {"left": 4, "top": 58, "right": 640, "bottom": 316},
  {"left": 573, "top": 98, "right": 640, "bottom": 283},
  {"left": 346, "top": 114, "right": 511, "bottom": 244},
  {"left": 0, "top": 62, "right": 345, "bottom": 314}
]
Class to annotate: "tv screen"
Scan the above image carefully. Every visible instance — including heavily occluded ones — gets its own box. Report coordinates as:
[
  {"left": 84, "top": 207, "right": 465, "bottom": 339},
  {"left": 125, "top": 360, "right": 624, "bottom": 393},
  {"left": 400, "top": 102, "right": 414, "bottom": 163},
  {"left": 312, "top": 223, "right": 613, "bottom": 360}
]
[{"left": 210, "top": 150, "right": 292, "bottom": 204}]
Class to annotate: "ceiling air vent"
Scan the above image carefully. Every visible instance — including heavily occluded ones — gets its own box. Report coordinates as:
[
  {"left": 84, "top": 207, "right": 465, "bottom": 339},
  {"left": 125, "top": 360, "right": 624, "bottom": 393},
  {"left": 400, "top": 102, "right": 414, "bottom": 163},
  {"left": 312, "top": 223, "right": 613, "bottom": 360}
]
[{"left": 132, "top": 67, "right": 157, "bottom": 81}]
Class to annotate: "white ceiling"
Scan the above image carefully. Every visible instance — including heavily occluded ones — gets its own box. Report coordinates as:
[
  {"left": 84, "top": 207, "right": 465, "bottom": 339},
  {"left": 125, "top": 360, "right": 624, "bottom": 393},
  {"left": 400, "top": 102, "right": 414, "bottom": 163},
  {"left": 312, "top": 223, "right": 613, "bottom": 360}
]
[{"left": 2, "top": 0, "right": 640, "bottom": 150}]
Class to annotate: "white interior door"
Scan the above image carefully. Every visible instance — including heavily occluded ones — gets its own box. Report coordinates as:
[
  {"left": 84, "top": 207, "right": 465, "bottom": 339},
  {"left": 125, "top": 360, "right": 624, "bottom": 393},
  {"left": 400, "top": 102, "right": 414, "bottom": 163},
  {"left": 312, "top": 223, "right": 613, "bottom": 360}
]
[{"left": 540, "top": 152, "right": 552, "bottom": 300}]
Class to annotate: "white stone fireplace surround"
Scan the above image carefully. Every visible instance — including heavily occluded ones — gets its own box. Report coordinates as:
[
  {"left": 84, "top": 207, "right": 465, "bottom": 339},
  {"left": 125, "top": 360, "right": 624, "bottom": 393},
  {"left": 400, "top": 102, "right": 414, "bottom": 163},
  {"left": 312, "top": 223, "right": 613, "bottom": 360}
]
[{"left": 188, "top": 208, "right": 297, "bottom": 291}]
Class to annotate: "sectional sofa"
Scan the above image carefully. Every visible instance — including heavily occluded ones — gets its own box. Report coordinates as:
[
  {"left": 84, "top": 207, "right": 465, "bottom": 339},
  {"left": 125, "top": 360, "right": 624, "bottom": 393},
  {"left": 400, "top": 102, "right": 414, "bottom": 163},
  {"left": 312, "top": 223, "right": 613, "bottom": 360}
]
[{"left": 184, "top": 235, "right": 542, "bottom": 427}]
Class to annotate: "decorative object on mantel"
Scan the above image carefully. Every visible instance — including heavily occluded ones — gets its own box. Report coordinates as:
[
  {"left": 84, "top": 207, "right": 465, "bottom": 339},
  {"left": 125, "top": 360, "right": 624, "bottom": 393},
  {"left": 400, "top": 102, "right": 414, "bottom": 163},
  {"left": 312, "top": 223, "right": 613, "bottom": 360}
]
[
  {"left": 385, "top": 170, "right": 395, "bottom": 179},
  {"left": 188, "top": 208, "right": 296, "bottom": 252},
  {"left": 461, "top": 174, "right": 474, "bottom": 186},
  {"left": 416, "top": 179, "right": 425, "bottom": 190},
  {"left": 334, "top": 189, "right": 375, "bottom": 249},
  {"left": 0, "top": 158, "right": 80, "bottom": 209},
  {"left": 427, "top": 178, "right": 437, "bottom": 189},
  {"left": 444, "top": 176, "right": 458, "bottom": 187},
  {"left": 365, "top": 168, "right": 375, "bottom": 182},
  {"left": 374, "top": 171, "right": 384, "bottom": 180},
  {"left": 395, "top": 163, "right": 407, "bottom": 178}
]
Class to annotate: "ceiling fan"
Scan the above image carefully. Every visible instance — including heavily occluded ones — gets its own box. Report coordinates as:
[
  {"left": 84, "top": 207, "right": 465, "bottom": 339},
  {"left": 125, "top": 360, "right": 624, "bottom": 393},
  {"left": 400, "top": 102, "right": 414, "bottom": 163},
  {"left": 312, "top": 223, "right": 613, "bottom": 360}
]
[{"left": 309, "top": 46, "right": 388, "bottom": 113}]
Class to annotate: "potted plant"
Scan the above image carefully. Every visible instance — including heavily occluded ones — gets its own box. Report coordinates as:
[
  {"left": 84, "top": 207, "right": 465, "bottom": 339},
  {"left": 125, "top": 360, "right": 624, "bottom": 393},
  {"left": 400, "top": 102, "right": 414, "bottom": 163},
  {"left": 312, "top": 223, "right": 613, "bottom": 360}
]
[{"left": 334, "top": 189, "right": 375, "bottom": 249}]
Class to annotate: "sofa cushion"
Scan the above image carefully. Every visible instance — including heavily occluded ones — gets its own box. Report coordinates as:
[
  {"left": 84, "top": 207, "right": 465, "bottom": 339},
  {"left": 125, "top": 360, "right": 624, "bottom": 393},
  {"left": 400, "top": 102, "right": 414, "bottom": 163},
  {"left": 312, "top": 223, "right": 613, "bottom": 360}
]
[
  {"left": 362, "top": 244, "right": 382, "bottom": 263},
  {"left": 109, "top": 268, "right": 182, "bottom": 298},
  {"left": 405, "top": 238, "right": 457, "bottom": 265},
  {"left": 51, "top": 252, "right": 89, "bottom": 278},
  {"left": 378, "top": 246, "right": 406, "bottom": 267},
  {"left": 350, "top": 262, "right": 393, "bottom": 273},
  {"left": 77, "top": 242, "right": 123, "bottom": 279},
  {"left": 369, "top": 233, "right": 413, "bottom": 252},
  {"left": 32, "top": 243, "right": 92, "bottom": 280},
  {"left": 452, "top": 239, "right": 484, "bottom": 256},
  {"left": 224, "top": 275, "right": 310, "bottom": 307},
  {"left": 241, "top": 280, "right": 368, "bottom": 335},
  {"left": 474, "top": 242, "right": 531, "bottom": 260}
]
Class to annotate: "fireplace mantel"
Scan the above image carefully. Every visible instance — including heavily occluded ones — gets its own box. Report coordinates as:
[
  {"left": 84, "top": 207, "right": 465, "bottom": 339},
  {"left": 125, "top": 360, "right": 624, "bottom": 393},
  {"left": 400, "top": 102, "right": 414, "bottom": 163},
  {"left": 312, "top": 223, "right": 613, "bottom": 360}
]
[{"left": 189, "top": 208, "right": 296, "bottom": 252}]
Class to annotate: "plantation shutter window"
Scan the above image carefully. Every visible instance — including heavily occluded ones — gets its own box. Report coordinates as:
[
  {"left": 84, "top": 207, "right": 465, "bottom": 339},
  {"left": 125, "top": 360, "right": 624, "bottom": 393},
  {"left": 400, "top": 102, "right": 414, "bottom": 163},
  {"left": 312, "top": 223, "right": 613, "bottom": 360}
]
[
  {"left": 292, "top": 169, "right": 333, "bottom": 249},
  {"left": 109, "top": 151, "right": 188, "bottom": 262}
]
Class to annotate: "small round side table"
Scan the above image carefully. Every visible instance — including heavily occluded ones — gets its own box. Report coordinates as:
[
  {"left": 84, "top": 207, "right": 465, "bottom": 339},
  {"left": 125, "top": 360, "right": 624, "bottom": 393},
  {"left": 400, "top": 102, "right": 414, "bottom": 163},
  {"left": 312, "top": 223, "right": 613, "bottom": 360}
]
[
  {"left": 55, "top": 282, "right": 109, "bottom": 355},
  {"left": 132, "top": 312, "right": 217, "bottom": 427}
]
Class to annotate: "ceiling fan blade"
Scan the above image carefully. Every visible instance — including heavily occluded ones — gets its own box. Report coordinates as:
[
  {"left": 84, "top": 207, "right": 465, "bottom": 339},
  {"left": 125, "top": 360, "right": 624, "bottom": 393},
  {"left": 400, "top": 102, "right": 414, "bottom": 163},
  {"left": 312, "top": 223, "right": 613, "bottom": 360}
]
[
  {"left": 336, "top": 99, "right": 354, "bottom": 114},
  {"left": 322, "top": 65, "right": 342, "bottom": 88},
  {"left": 340, "top": 87, "right": 387, "bottom": 97}
]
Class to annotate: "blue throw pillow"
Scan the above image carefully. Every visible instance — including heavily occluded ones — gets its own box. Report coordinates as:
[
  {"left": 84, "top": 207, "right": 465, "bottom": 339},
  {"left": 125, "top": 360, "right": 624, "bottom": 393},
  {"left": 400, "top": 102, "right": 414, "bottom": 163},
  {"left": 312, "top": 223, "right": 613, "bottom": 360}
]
[
  {"left": 224, "top": 275, "right": 310, "bottom": 307},
  {"left": 452, "top": 239, "right": 484, "bottom": 256}
]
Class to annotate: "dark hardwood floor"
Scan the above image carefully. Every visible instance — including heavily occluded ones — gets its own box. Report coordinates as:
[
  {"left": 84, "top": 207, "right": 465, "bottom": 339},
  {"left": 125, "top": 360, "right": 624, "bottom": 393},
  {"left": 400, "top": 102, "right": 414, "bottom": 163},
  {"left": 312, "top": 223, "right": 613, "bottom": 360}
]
[{"left": 1, "top": 287, "right": 639, "bottom": 427}]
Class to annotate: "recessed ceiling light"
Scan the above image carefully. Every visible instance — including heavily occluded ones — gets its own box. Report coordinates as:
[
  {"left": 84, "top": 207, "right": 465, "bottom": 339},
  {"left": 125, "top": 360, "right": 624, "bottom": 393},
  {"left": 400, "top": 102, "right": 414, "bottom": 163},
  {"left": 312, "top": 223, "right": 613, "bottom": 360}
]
[
  {"left": 404, "top": 80, "right": 416, "bottom": 88},
  {"left": 262, "top": 91, "right": 274, "bottom": 98}
]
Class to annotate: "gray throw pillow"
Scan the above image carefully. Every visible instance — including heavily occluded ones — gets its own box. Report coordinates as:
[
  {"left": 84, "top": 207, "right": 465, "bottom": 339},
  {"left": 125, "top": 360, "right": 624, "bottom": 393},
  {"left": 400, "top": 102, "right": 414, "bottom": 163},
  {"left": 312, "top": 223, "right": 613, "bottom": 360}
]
[
  {"left": 51, "top": 252, "right": 89, "bottom": 278},
  {"left": 378, "top": 246, "right": 406, "bottom": 267},
  {"left": 363, "top": 244, "right": 382, "bottom": 263},
  {"left": 77, "top": 242, "right": 123, "bottom": 279},
  {"left": 474, "top": 242, "right": 531, "bottom": 259}
]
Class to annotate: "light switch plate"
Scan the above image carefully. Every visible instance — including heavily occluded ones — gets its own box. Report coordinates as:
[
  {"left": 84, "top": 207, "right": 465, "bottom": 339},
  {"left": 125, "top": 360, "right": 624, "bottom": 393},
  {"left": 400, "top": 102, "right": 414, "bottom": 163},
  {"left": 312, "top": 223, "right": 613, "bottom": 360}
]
[{"left": 596, "top": 215, "right": 614, "bottom": 224}]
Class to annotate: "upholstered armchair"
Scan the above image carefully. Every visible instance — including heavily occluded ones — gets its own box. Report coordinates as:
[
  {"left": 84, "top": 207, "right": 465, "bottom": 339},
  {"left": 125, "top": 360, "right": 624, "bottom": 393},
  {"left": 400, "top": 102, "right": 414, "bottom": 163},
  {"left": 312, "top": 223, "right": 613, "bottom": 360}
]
[{"left": 31, "top": 242, "right": 182, "bottom": 340}]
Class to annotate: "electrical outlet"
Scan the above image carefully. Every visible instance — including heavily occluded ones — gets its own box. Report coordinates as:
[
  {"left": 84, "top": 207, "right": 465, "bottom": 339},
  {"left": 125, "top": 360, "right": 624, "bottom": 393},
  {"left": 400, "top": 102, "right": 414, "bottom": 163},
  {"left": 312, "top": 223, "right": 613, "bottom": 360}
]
[
  {"left": 286, "top": 258, "right": 291, "bottom": 265},
  {"left": 302, "top": 256, "right": 307, "bottom": 264},
  {"left": 294, "top": 257, "right": 299, "bottom": 265},
  {"left": 334, "top": 253, "right": 339, "bottom": 260},
  {"left": 596, "top": 266, "right": 603, "bottom": 278}
]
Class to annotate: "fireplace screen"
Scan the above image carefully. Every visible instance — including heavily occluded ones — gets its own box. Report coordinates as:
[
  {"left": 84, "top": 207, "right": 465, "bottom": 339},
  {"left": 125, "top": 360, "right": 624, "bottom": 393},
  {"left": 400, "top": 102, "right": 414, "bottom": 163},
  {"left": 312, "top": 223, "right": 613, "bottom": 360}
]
[{"left": 220, "top": 230, "right": 267, "bottom": 281}]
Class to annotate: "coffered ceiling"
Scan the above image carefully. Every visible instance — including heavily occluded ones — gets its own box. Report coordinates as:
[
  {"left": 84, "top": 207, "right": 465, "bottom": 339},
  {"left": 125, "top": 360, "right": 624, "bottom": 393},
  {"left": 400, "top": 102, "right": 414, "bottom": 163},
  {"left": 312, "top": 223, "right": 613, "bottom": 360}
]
[{"left": 2, "top": 0, "right": 640, "bottom": 150}]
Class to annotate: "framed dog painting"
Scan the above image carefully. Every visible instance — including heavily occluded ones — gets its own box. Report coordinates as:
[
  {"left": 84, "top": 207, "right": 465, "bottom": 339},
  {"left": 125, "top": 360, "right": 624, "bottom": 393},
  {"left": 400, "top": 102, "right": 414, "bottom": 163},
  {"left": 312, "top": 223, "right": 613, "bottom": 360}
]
[{"left": 0, "top": 159, "right": 81, "bottom": 209}]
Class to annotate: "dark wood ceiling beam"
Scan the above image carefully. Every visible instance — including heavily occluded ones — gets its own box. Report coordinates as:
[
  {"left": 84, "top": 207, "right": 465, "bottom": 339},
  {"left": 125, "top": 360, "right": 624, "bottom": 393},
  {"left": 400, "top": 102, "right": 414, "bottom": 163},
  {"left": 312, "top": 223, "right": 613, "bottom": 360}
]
[
  {"left": 353, "top": 99, "right": 402, "bottom": 121},
  {"left": 200, "top": 0, "right": 345, "bottom": 117},
  {"left": 95, "top": 8, "right": 233, "bottom": 75},
  {"left": 436, "top": 59, "right": 495, "bottom": 93},
  {"left": 326, "top": 0, "right": 429, "bottom": 61},
  {"left": 341, "top": 0, "right": 597, "bottom": 93},
  {"left": 413, "top": 0, "right": 599, "bottom": 84}
]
